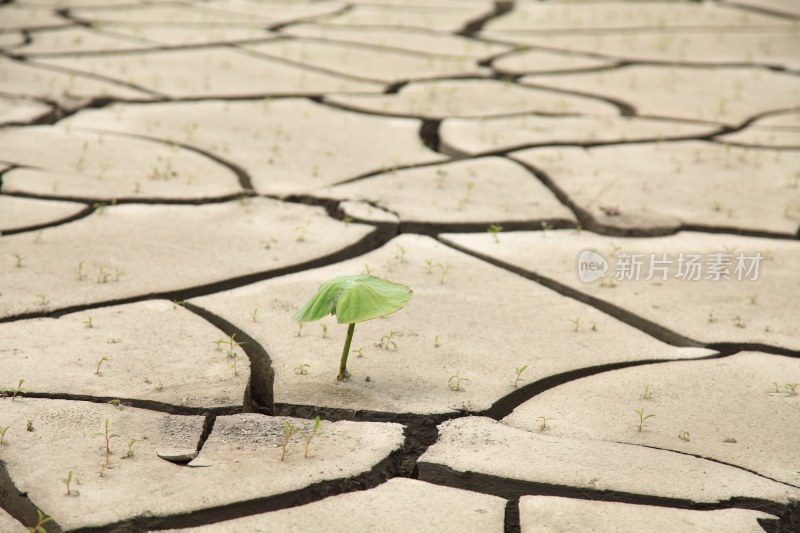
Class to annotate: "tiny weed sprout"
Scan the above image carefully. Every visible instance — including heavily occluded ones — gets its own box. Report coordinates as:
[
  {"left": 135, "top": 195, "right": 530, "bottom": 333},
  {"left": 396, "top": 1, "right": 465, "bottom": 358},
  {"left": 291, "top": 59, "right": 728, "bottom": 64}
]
[
  {"left": 179, "top": 396, "right": 188, "bottom": 406},
  {"left": 303, "top": 416, "right": 322, "bottom": 458},
  {"left": 362, "top": 263, "right": 373, "bottom": 275},
  {"left": 27, "top": 509, "right": 53, "bottom": 533},
  {"left": 229, "top": 356, "right": 242, "bottom": 376},
  {"left": 679, "top": 430, "right": 691, "bottom": 442},
  {"left": 172, "top": 300, "right": 185, "bottom": 309},
  {"left": 513, "top": 365, "right": 528, "bottom": 388},
  {"left": 448, "top": 370, "right": 469, "bottom": 392},
  {"left": 250, "top": 308, "right": 259, "bottom": 323},
  {"left": 83, "top": 317, "right": 94, "bottom": 328},
  {"left": 13, "top": 253, "right": 24, "bottom": 267},
  {"left": 93, "top": 418, "right": 119, "bottom": 455},
  {"left": 293, "top": 275, "right": 412, "bottom": 381},
  {"left": 352, "top": 348, "right": 365, "bottom": 358},
  {"left": 379, "top": 330, "right": 399, "bottom": 351},
  {"left": 76, "top": 260, "right": 86, "bottom": 281},
  {"left": 640, "top": 385, "right": 654, "bottom": 400},
  {"left": 342, "top": 215, "right": 353, "bottom": 225},
  {"left": 537, "top": 416, "right": 553, "bottom": 432},
  {"left": 570, "top": 317, "right": 581, "bottom": 332},
  {"left": 294, "top": 363, "right": 311, "bottom": 375},
  {"left": 213, "top": 338, "right": 227, "bottom": 351},
  {"left": 62, "top": 470, "right": 76, "bottom": 495},
  {"left": 487, "top": 224, "right": 503, "bottom": 243},
  {"left": 224, "top": 333, "right": 246, "bottom": 358},
  {"left": 36, "top": 294, "right": 50, "bottom": 307},
  {"left": 708, "top": 312, "right": 717, "bottom": 323},
  {"left": 295, "top": 219, "right": 311, "bottom": 242},
  {"left": 26, "top": 420, "right": 34, "bottom": 432},
  {"left": 395, "top": 244, "right": 407, "bottom": 263},
  {"left": 0, "top": 426, "right": 9, "bottom": 445},
  {"left": 321, "top": 324, "right": 328, "bottom": 338},
  {"left": 435, "top": 263, "right": 451, "bottom": 285},
  {"left": 12, "top": 379, "right": 25, "bottom": 401},
  {"left": 123, "top": 439, "right": 136, "bottom": 458},
  {"left": 424, "top": 258, "right": 434, "bottom": 274},
  {"left": 280, "top": 421, "right": 299, "bottom": 461},
  {"left": 784, "top": 383, "right": 799, "bottom": 396},
  {"left": 734, "top": 315, "right": 746, "bottom": 329},
  {"left": 634, "top": 407, "right": 655, "bottom": 432},
  {"left": 108, "top": 399, "right": 123, "bottom": 410},
  {"left": 95, "top": 356, "right": 109, "bottom": 375},
  {"left": 590, "top": 321, "right": 598, "bottom": 332},
  {"left": 296, "top": 323, "right": 304, "bottom": 337},
  {"left": 434, "top": 335, "right": 441, "bottom": 348},
  {"left": 747, "top": 294, "right": 758, "bottom": 305}
]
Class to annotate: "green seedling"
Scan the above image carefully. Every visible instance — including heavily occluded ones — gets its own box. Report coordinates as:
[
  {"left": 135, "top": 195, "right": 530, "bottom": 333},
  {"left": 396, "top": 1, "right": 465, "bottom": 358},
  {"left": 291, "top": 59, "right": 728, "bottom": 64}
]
[
  {"left": 513, "top": 365, "right": 528, "bottom": 388},
  {"left": 435, "top": 263, "right": 451, "bottom": 284},
  {"left": 379, "top": 330, "right": 399, "bottom": 351},
  {"left": 537, "top": 415, "right": 553, "bottom": 432},
  {"left": 83, "top": 317, "right": 95, "bottom": 328},
  {"left": 213, "top": 338, "right": 227, "bottom": 351},
  {"left": 296, "top": 323, "right": 304, "bottom": 337},
  {"left": 294, "top": 363, "right": 311, "bottom": 375},
  {"left": 784, "top": 383, "right": 799, "bottom": 396},
  {"left": 448, "top": 370, "right": 469, "bottom": 392},
  {"left": 293, "top": 275, "right": 413, "bottom": 381},
  {"left": 27, "top": 509, "right": 53, "bottom": 533},
  {"left": 93, "top": 418, "right": 119, "bottom": 455},
  {"left": 747, "top": 294, "right": 758, "bottom": 305},
  {"left": 250, "top": 308, "right": 259, "bottom": 323},
  {"left": 97, "top": 266, "right": 110, "bottom": 284},
  {"left": 34, "top": 231, "right": 43, "bottom": 244},
  {"left": 679, "top": 430, "right": 691, "bottom": 442},
  {"left": 280, "top": 420, "right": 300, "bottom": 461},
  {"left": 342, "top": 215, "right": 353, "bottom": 225},
  {"left": 708, "top": 312, "right": 717, "bottom": 323},
  {"left": 641, "top": 385, "right": 654, "bottom": 400},
  {"left": 11, "top": 379, "right": 25, "bottom": 401},
  {"left": 352, "top": 348, "right": 364, "bottom": 358},
  {"left": 321, "top": 323, "right": 328, "bottom": 338},
  {"left": 108, "top": 399, "right": 123, "bottom": 410},
  {"left": 361, "top": 263, "right": 373, "bottom": 275},
  {"left": 487, "top": 224, "right": 503, "bottom": 243},
  {"left": 0, "top": 426, "right": 9, "bottom": 445},
  {"left": 222, "top": 333, "right": 246, "bottom": 358},
  {"left": 123, "top": 439, "right": 136, "bottom": 458},
  {"left": 540, "top": 221, "right": 552, "bottom": 235},
  {"left": 295, "top": 219, "right": 311, "bottom": 242},
  {"left": 599, "top": 276, "right": 617, "bottom": 288},
  {"left": 734, "top": 315, "right": 746, "bottom": 329},
  {"left": 62, "top": 470, "right": 77, "bottom": 495},
  {"left": 424, "top": 258, "right": 434, "bottom": 274},
  {"left": 13, "top": 253, "right": 23, "bottom": 267},
  {"left": 76, "top": 260, "right": 86, "bottom": 281},
  {"left": 634, "top": 407, "right": 655, "bottom": 432},
  {"left": 395, "top": 244, "right": 407, "bottom": 263},
  {"left": 36, "top": 294, "right": 49, "bottom": 307},
  {"left": 303, "top": 416, "right": 323, "bottom": 458},
  {"left": 570, "top": 317, "right": 581, "bottom": 332},
  {"left": 229, "top": 356, "right": 242, "bottom": 376},
  {"left": 179, "top": 396, "right": 188, "bottom": 406},
  {"left": 27, "top": 420, "right": 34, "bottom": 432},
  {"left": 95, "top": 356, "right": 109, "bottom": 375},
  {"left": 590, "top": 321, "right": 597, "bottom": 332},
  {"left": 434, "top": 335, "right": 441, "bottom": 348}
]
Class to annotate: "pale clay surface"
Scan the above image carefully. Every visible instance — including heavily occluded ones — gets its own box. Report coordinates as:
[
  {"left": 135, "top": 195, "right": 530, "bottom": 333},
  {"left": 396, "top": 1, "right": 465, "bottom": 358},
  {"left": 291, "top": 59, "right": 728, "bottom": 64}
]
[
  {"left": 505, "top": 352, "right": 800, "bottom": 487},
  {"left": 61, "top": 98, "right": 447, "bottom": 195},
  {"left": 518, "top": 496, "right": 771, "bottom": 533},
  {"left": 0, "top": 199, "right": 372, "bottom": 319},
  {"left": 510, "top": 141, "right": 800, "bottom": 236},
  {"left": 0, "top": 300, "right": 249, "bottom": 409},
  {"left": 419, "top": 417, "right": 800, "bottom": 504},
  {"left": 191, "top": 234, "right": 712, "bottom": 415},
  {"left": 160, "top": 478, "right": 506, "bottom": 533},
  {"left": 442, "top": 230, "right": 800, "bottom": 351},
  {"left": 2, "top": 0, "right": 799, "bottom": 530}
]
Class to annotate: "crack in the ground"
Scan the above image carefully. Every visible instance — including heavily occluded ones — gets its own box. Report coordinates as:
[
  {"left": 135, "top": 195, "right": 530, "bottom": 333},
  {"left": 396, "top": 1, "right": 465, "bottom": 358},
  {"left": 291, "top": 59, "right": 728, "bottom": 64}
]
[
  {"left": 0, "top": 460, "right": 65, "bottom": 533},
  {"left": 458, "top": 0, "right": 514, "bottom": 37}
]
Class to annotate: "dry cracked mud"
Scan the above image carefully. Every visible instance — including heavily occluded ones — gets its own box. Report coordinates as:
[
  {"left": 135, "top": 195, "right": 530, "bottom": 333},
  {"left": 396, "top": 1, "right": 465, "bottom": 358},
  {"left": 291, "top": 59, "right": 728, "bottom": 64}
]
[{"left": 1, "top": 1, "right": 798, "bottom": 532}]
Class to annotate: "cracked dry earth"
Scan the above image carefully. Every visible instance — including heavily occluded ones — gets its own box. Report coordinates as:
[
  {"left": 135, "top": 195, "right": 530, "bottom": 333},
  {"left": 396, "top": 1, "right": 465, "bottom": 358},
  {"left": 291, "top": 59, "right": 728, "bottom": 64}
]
[{"left": 1, "top": 1, "right": 799, "bottom": 532}]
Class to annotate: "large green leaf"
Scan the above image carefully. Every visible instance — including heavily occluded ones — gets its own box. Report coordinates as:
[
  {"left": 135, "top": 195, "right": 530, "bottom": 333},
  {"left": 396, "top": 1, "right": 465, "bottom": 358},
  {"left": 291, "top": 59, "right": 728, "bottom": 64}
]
[{"left": 293, "top": 275, "right": 412, "bottom": 324}]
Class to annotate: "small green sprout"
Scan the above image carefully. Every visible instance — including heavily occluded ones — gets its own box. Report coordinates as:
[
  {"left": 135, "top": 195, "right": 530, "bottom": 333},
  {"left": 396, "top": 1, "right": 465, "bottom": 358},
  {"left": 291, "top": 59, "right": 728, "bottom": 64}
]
[
  {"left": 26, "top": 420, "right": 34, "bottom": 432},
  {"left": 784, "top": 383, "right": 799, "bottom": 396},
  {"left": 95, "top": 356, "right": 109, "bottom": 375},
  {"left": 222, "top": 333, "right": 246, "bottom": 358},
  {"left": 296, "top": 323, "right": 304, "bottom": 337},
  {"left": 303, "top": 416, "right": 323, "bottom": 458},
  {"left": 62, "top": 470, "right": 77, "bottom": 495},
  {"left": 361, "top": 263, "right": 373, "bottom": 275},
  {"left": 634, "top": 407, "right": 655, "bottom": 432},
  {"left": 537, "top": 415, "right": 554, "bottom": 431},
  {"left": 250, "top": 308, "right": 259, "bottom": 322},
  {"left": 395, "top": 244, "right": 407, "bottom": 263},
  {"left": 11, "top": 379, "right": 25, "bottom": 401},
  {"left": 352, "top": 348, "right": 364, "bottom": 358},
  {"left": 294, "top": 363, "right": 311, "bottom": 375},
  {"left": 93, "top": 418, "right": 119, "bottom": 455},
  {"left": 640, "top": 385, "right": 654, "bottom": 400},
  {"left": 379, "top": 330, "right": 399, "bottom": 351},
  {"left": 590, "top": 321, "right": 597, "bottom": 331},
  {"left": 97, "top": 266, "right": 111, "bottom": 283},
  {"left": 342, "top": 215, "right": 353, "bottom": 225},
  {"left": 0, "top": 426, "right": 9, "bottom": 445},
  {"left": 435, "top": 263, "right": 451, "bottom": 284},
  {"left": 83, "top": 317, "right": 95, "bottom": 328},
  {"left": 295, "top": 219, "right": 311, "bottom": 242},
  {"left": 123, "top": 439, "right": 136, "bottom": 458},
  {"left": 708, "top": 312, "right": 717, "bottom": 323},
  {"left": 36, "top": 294, "right": 49, "bottom": 307},
  {"left": 27, "top": 509, "right": 53, "bottom": 533},
  {"left": 13, "top": 253, "right": 24, "bottom": 267},
  {"left": 434, "top": 335, "right": 441, "bottom": 348},
  {"left": 747, "top": 294, "right": 758, "bottom": 305},
  {"left": 293, "top": 275, "right": 412, "bottom": 381},
  {"left": 320, "top": 324, "right": 328, "bottom": 338},
  {"left": 229, "top": 355, "right": 242, "bottom": 376},
  {"left": 280, "top": 420, "right": 300, "bottom": 461},
  {"left": 570, "top": 317, "right": 581, "bottom": 332},
  {"left": 679, "top": 430, "right": 691, "bottom": 442},
  {"left": 487, "top": 224, "right": 503, "bottom": 243},
  {"left": 179, "top": 396, "right": 188, "bottom": 406},
  {"left": 424, "top": 258, "right": 434, "bottom": 274},
  {"left": 448, "top": 370, "right": 469, "bottom": 392},
  {"left": 734, "top": 315, "right": 746, "bottom": 329},
  {"left": 172, "top": 300, "right": 185, "bottom": 309},
  {"left": 513, "top": 365, "right": 528, "bottom": 388},
  {"left": 76, "top": 260, "right": 86, "bottom": 281}
]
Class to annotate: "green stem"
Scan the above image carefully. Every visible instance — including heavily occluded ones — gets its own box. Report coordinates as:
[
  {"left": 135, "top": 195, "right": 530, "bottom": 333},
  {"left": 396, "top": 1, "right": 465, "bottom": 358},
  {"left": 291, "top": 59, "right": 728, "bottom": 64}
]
[{"left": 338, "top": 323, "right": 356, "bottom": 381}]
